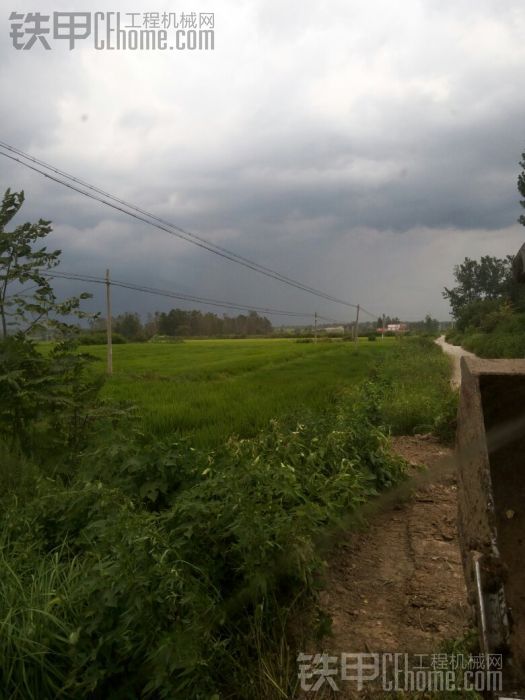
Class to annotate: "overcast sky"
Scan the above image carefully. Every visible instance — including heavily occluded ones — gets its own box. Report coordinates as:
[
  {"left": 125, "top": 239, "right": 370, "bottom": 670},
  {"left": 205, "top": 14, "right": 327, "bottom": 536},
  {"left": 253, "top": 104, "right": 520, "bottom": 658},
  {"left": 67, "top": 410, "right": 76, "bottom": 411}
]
[{"left": 1, "top": 0, "right": 525, "bottom": 323}]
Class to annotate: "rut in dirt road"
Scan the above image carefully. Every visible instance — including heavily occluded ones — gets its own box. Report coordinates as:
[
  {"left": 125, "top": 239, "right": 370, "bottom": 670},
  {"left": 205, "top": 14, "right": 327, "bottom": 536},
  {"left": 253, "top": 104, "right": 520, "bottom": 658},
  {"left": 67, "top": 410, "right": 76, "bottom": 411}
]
[{"left": 309, "top": 436, "right": 470, "bottom": 698}]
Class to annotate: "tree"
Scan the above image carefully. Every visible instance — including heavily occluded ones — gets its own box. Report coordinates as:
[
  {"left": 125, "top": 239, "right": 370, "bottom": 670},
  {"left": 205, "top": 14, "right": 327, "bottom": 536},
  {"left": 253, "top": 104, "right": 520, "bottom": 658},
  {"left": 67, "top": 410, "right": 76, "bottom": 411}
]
[
  {"left": 423, "top": 314, "right": 439, "bottom": 334},
  {"left": 0, "top": 189, "right": 90, "bottom": 338},
  {"left": 114, "top": 312, "right": 144, "bottom": 341},
  {"left": 156, "top": 307, "right": 273, "bottom": 337},
  {"left": 0, "top": 189, "right": 99, "bottom": 453},
  {"left": 443, "top": 256, "right": 514, "bottom": 319},
  {"left": 144, "top": 312, "right": 160, "bottom": 339}
]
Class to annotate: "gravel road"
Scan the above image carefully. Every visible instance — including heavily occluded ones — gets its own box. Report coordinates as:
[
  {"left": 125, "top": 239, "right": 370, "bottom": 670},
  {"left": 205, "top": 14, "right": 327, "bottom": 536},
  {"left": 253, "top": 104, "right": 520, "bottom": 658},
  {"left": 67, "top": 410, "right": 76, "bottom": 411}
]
[{"left": 435, "top": 335, "right": 476, "bottom": 388}]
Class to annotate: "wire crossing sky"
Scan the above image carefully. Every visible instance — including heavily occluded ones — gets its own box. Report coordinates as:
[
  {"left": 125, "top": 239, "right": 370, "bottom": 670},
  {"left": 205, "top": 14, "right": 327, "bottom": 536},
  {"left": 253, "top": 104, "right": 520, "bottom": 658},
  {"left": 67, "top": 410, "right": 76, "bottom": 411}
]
[
  {"left": 45, "top": 269, "right": 343, "bottom": 322},
  {"left": 0, "top": 142, "right": 378, "bottom": 319},
  {"left": 1, "top": 0, "right": 524, "bottom": 321}
]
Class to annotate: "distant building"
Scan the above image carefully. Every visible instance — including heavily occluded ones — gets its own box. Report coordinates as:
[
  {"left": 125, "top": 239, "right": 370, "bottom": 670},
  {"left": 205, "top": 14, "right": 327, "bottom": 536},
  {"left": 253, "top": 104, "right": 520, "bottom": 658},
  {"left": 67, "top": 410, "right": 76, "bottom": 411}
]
[{"left": 377, "top": 323, "right": 408, "bottom": 334}]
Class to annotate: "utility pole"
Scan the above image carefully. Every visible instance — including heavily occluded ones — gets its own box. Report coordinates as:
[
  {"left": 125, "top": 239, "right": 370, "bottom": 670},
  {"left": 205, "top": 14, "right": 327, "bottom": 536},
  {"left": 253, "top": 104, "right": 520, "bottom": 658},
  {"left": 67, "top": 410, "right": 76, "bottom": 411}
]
[
  {"left": 106, "top": 268, "right": 113, "bottom": 375},
  {"left": 314, "top": 311, "right": 318, "bottom": 343},
  {"left": 354, "top": 304, "right": 360, "bottom": 344},
  {"left": 382, "top": 313, "right": 385, "bottom": 341}
]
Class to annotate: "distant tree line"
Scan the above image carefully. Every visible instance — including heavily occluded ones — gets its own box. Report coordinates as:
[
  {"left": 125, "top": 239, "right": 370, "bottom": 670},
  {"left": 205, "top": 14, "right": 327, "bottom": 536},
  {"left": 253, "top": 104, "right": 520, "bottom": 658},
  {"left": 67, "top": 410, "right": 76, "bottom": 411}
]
[
  {"left": 89, "top": 308, "right": 273, "bottom": 340},
  {"left": 408, "top": 315, "right": 440, "bottom": 334}
]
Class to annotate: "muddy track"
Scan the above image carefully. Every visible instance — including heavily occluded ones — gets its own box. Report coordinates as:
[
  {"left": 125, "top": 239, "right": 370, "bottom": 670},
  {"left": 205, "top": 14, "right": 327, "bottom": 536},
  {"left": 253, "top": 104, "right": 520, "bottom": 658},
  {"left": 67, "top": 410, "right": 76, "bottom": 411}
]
[{"left": 304, "top": 436, "right": 470, "bottom": 698}]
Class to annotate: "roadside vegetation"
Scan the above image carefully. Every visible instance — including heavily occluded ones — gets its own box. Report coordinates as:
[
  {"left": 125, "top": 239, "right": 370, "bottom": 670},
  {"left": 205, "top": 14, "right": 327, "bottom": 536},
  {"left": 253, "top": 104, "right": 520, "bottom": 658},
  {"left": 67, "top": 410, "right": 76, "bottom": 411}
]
[
  {"left": 444, "top": 152, "right": 525, "bottom": 358},
  {"left": 444, "top": 256, "right": 525, "bottom": 358},
  {"left": 0, "top": 336, "right": 455, "bottom": 698},
  {"left": 0, "top": 189, "right": 457, "bottom": 698}
]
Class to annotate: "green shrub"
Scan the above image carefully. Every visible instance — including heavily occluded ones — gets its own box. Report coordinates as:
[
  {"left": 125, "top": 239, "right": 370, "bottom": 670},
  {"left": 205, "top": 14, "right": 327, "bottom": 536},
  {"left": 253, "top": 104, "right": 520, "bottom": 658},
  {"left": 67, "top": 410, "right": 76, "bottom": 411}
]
[
  {"left": 373, "top": 337, "right": 458, "bottom": 442},
  {"left": 1, "top": 334, "right": 458, "bottom": 698},
  {"left": 445, "top": 329, "right": 462, "bottom": 345},
  {"left": 0, "top": 336, "right": 102, "bottom": 457},
  {"left": 463, "top": 332, "right": 525, "bottom": 358},
  {"left": 77, "top": 332, "right": 127, "bottom": 345},
  {"left": 455, "top": 298, "right": 503, "bottom": 333},
  {"left": 0, "top": 388, "right": 406, "bottom": 698},
  {"left": 0, "top": 481, "right": 217, "bottom": 699}
]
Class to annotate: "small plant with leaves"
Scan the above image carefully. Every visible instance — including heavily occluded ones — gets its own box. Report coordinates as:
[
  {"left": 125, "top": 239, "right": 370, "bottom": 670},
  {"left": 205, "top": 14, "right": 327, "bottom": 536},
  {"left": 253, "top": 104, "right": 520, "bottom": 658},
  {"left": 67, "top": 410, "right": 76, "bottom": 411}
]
[
  {"left": 0, "top": 188, "right": 92, "bottom": 339},
  {"left": 0, "top": 188, "right": 99, "bottom": 457}
]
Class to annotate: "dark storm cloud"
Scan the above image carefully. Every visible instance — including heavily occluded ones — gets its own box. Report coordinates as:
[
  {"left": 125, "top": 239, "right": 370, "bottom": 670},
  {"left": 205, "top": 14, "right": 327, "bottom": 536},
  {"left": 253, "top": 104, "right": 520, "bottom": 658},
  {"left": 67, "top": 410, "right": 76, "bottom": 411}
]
[{"left": 1, "top": 0, "right": 525, "bottom": 320}]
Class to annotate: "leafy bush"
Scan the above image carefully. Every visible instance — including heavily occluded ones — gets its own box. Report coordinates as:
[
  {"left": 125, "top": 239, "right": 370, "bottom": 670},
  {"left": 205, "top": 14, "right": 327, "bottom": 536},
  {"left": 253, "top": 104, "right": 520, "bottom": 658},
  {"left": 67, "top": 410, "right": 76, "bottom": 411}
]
[
  {"left": 1, "top": 333, "right": 459, "bottom": 698},
  {"left": 445, "top": 329, "right": 462, "bottom": 345},
  {"left": 0, "top": 336, "right": 102, "bottom": 457},
  {"left": 454, "top": 297, "right": 503, "bottom": 333},
  {"left": 0, "top": 481, "right": 217, "bottom": 699},
  {"left": 373, "top": 336, "right": 458, "bottom": 442},
  {"left": 0, "top": 386, "right": 406, "bottom": 698},
  {"left": 447, "top": 302, "right": 525, "bottom": 358},
  {"left": 77, "top": 332, "right": 127, "bottom": 345},
  {"left": 462, "top": 332, "right": 525, "bottom": 358}
]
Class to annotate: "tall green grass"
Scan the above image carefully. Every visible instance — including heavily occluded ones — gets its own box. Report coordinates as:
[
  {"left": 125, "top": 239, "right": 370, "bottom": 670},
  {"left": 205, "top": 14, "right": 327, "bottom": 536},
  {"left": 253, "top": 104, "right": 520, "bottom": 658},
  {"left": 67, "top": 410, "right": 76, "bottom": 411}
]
[
  {"left": 82, "top": 338, "right": 394, "bottom": 446},
  {"left": 0, "top": 391, "right": 406, "bottom": 698},
  {"left": 0, "top": 336, "right": 456, "bottom": 698},
  {"left": 372, "top": 336, "right": 457, "bottom": 441}
]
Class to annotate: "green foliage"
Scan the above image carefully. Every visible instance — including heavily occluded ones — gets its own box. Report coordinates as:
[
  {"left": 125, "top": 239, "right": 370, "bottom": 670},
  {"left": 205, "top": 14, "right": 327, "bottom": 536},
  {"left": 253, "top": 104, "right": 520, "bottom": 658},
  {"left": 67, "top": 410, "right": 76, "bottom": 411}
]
[
  {"left": 446, "top": 298, "right": 525, "bottom": 358},
  {"left": 81, "top": 339, "right": 391, "bottom": 447},
  {"left": 0, "top": 385, "right": 407, "bottom": 698},
  {"left": 0, "top": 188, "right": 92, "bottom": 339},
  {"left": 372, "top": 336, "right": 458, "bottom": 442},
  {"left": 158, "top": 308, "right": 272, "bottom": 337},
  {"left": 0, "top": 482, "right": 217, "bottom": 699},
  {"left": 0, "top": 335, "right": 103, "bottom": 457},
  {"left": 462, "top": 331, "right": 525, "bottom": 358},
  {"left": 113, "top": 312, "right": 145, "bottom": 341},
  {"left": 77, "top": 331, "right": 127, "bottom": 345},
  {"left": 443, "top": 255, "right": 514, "bottom": 319},
  {"left": 0, "top": 336, "right": 455, "bottom": 697},
  {"left": 454, "top": 297, "right": 505, "bottom": 333},
  {"left": 442, "top": 242, "right": 525, "bottom": 358}
]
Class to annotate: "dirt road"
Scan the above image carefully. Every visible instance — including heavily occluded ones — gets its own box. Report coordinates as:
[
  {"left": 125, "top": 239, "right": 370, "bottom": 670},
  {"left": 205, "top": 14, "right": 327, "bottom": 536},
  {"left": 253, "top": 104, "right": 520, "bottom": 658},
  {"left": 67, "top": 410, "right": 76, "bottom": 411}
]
[
  {"left": 306, "top": 437, "right": 468, "bottom": 697},
  {"left": 435, "top": 335, "right": 476, "bottom": 388},
  {"left": 300, "top": 337, "right": 475, "bottom": 697}
]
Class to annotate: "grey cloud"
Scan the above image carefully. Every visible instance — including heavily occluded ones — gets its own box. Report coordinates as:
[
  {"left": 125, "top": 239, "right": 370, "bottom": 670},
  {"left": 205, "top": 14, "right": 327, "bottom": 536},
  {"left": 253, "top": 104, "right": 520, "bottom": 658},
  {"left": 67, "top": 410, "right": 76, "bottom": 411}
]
[{"left": 1, "top": 0, "right": 525, "bottom": 321}]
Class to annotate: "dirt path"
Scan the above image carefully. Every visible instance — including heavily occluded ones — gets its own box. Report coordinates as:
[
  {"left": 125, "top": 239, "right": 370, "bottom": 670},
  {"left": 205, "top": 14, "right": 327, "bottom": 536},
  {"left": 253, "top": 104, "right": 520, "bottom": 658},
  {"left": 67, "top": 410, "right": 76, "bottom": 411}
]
[
  {"left": 435, "top": 335, "right": 476, "bottom": 388},
  {"left": 306, "top": 436, "right": 470, "bottom": 698}
]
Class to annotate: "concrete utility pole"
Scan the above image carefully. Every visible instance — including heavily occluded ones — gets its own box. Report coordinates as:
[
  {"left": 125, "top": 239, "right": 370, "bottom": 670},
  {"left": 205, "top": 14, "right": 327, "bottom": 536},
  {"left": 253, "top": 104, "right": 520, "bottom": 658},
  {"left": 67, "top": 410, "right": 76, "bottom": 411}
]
[
  {"left": 382, "top": 314, "right": 385, "bottom": 341},
  {"left": 314, "top": 311, "right": 318, "bottom": 343},
  {"left": 354, "top": 304, "right": 360, "bottom": 344},
  {"left": 106, "top": 268, "right": 113, "bottom": 375}
]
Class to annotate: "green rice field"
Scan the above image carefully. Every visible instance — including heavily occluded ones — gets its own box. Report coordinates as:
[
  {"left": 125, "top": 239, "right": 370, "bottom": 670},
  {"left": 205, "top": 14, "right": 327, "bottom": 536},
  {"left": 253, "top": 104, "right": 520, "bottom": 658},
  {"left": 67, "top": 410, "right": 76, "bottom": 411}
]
[{"left": 82, "top": 338, "right": 394, "bottom": 446}]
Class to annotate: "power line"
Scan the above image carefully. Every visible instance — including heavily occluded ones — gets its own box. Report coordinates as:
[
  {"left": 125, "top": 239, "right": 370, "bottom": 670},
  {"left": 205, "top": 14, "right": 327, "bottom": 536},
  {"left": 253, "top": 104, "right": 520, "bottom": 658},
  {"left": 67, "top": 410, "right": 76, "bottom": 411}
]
[
  {"left": 0, "top": 141, "right": 378, "bottom": 318},
  {"left": 45, "top": 270, "right": 325, "bottom": 319}
]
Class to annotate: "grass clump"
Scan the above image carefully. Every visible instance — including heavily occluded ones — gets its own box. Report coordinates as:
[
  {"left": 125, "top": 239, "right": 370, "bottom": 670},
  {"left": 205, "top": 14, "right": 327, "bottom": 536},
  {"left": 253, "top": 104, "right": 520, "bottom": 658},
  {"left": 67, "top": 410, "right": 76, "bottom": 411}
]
[
  {"left": 371, "top": 336, "right": 458, "bottom": 442},
  {"left": 0, "top": 334, "right": 454, "bottom": 698},
  {"left": 0, "top": 386, "right": 406, "bottom": 698}
]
